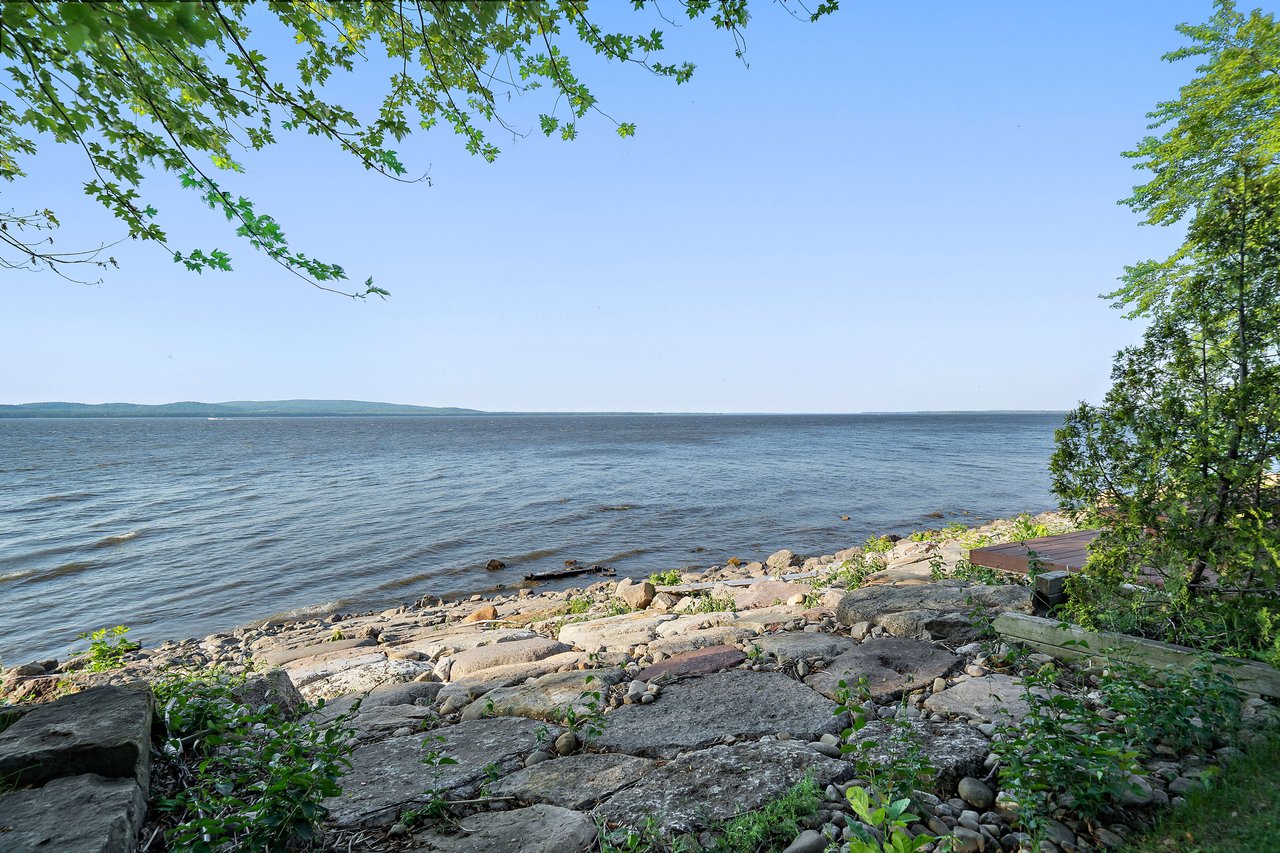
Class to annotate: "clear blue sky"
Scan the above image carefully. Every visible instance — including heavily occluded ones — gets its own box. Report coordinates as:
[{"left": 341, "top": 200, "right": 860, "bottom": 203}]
[{"left": 2, "top": 1, "right": 1214, "bottom": 412}]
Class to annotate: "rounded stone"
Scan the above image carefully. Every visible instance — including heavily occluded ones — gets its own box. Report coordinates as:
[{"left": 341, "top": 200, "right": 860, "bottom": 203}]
[{"left": 958, "top": 777, "right": 995, "bottom": 810}]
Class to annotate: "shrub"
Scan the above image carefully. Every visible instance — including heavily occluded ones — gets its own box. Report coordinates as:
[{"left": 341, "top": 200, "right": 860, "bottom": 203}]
[
  {"left": 152, "top": 669, "right": 356, "bottom": 851},
  {"left": 76, "top": 625, "right": 140, "bottom": 672}
]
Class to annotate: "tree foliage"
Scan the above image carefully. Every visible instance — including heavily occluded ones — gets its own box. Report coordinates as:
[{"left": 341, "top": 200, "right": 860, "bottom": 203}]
[
  {"left": 0, "top": 0, "right": 836, "bottom": 294},
  {"left": 1051, "top": 2, "right": 1280, "bottom": 650}
]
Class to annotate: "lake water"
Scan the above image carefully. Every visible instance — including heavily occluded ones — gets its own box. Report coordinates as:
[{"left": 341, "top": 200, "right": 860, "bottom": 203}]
[{"left": 0, "top": 413, "right": 1064, "bottom": 662}]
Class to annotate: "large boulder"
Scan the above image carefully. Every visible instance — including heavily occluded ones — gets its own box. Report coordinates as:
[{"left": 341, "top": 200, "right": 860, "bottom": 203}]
[
  {"left": 407, "top": 804, "right": 598, "bottom": 853},
  {"left": 232, "top": 669, "right": 306, "bottom": 719},
  {"left": 0, "top": 773, "right": 147, "bottom": 853},
  {"left": 835, "top": 582, "right": 1032, "bottom": 640},
  {"left": 804, "top": 637, "right": 961, "bottom": 701},
  {"left": 615, "top": 578, "right": 656, "bottom": 610},
  {"left": 592, "top": 671, "right": 844, "bottom": 759},
  {"left": 0, "top": 684, "right": 151, "bottom": 790},
  {"left": 594, "top": 739, "right": 855, "bottom": 834}
]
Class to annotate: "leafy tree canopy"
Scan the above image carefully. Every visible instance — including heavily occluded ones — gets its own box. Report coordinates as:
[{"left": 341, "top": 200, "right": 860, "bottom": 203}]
[
  {"left": 1052, "top": 1, "right": 1280, "bottom": 660},
  {"left": 0, "top": 0, "right": 836, "bottom": 294}
]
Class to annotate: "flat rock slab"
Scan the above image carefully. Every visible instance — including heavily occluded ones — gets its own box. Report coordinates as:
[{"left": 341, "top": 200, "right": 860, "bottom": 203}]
[
  {"left": 922, "top": 674, "right": 1031, "bottom": 723},
  {"left": 299, "top": 658, "right": 432, "bottom": 701},
  {"left": 635, "top": 645, "right": 745, "bottom": 681},
  {"left": 654, "top": 613, "right": 738, "bottom": 638},
  {"left": 836, "top": 583, "right": 1032, "bottom": 640},
  {"left": 852, "top": 721, "right": 989, "bottom": 796},
  {"left": 0, "top": 773, "right": 146, "bottom": 853},
  {"left": 390, "top": 627, "right": 540, "bottom": 660},
  {"left": 285, "top": 651, "right": 388, "bottom": 688},
  {"left": 804, "top": 637, "right": 961, "bottom": 701},
  {"left": 558, "top": 613, "right": 675, "bottom": 653},
  {"left": 459, "top": 668, "right": 623, "bottom": 722},
  {"left": 492, "top": 752, "right": 656, "bottom": 810},
  {"left": 448, "top": 638, "right": 572, "bottom": 680},
  {"left": 255, "top": 638, "right": 378, "bottom": 667},
  {"left": 647, "top": 625, "right": 756, "bottom": 658},
  {"left": 0, "top": 685, "right": 151, "bottom": 790},
  {"left": 754, "top": 632, "right": 859, "bottom": 663},
  {"left": 595, "top": 739, "right": 855, "bottom": 834},
  {"left": 324, "top": 717, "right": 558, "bottom": 827},
  {"left": 732, "top": 580, "right": 813, "bottom": 610},
  {"left": 407, "top": 804, "right": 597, "bottom": 853},
  {"left": 351, "top": 704, "right": 439, "bottom": 742},
  {"left": 592, "top": 670, "right": 844, "bottom": 759}
]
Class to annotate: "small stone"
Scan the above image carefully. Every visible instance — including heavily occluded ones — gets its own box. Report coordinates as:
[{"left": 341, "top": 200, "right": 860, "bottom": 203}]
[
  {"left": 463, "top": 604, "right": 498, "bottom": 623},
  {"left": 639, "top": 693, "right": 655, "bottom": 704},
  {"left": 958, "top": 777, "right": 995, "bottom": 811},
  {"left": 525, "top": 750, "right": 553, "bottom": 768},
  {"left": 554, "top": 731, "right": 579, "bottom": 756},
  {"left": 933, "top": 677, "right": 948, "bottom": 693},
  {"left": 778, "top": 824, "right": 829, "bottom": 850},
  {"left": 388, "top": 822, "right": 410, "bottom": 838},
  {"left": 811, "top": 741, "right": 843, "bottom": 759},
  {"left": 850, "top": 621, "right": 872, "bottom": 641},
  {"left": 951, "top": 826, "right": 984, "bottom": 852},
  {"left": 1093, "top": 827, "right": 1124, "bottom": 849}
]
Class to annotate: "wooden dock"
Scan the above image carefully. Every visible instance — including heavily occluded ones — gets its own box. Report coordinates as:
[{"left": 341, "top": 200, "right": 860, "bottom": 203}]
[{"left": 969, "top": 529, "right": 1100, "bottom": 575}]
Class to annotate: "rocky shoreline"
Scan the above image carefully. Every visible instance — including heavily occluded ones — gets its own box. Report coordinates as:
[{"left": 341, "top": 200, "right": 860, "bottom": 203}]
[{"left": 2, "top": 511, "right": 1276, "bottom": 852}]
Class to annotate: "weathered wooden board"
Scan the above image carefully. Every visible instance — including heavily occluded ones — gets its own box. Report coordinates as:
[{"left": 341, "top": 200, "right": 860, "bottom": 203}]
[
  {"left": 992, "top": 612, "right": 1280, "bottom": 699},
  {"left": 970, "top": 529, "right": 1101, "bottom": 576}
]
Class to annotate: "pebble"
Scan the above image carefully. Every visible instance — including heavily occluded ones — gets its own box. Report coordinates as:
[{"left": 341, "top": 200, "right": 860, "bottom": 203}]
[
  {"left": 554, "top": 731, "right": 579, "bottom": 756},
  {"left": 958, "top": 777, "right": 996, "bottom": 810},
  {"left": 950, "top": 826, "right": 983, "bottom": 852},
  {"left": 782, "top": 829, "right": 827, "bottom": 853}
]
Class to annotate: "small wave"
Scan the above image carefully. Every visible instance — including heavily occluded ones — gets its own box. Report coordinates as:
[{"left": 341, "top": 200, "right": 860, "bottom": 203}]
[
  {"left": 597, "top": 546, "right": 653, "bottom": 562},
  {"left": 0, "top": 568, "right": 39, "bottom": 583},
  {"left": 31, "top": 492, "right": 97, "bottom": 505},
  {"left": 504, "top": 547, "right": 560, "bottom": 562},
  {"left": 92, "top": 530, "right": 140, "bottom": 548},
  {"left": 41, "top": 561, "right": 97, "bottom": 581},
  {"left": 599, "top": 504, "right": 638, "bottom": 512},
  {"left": 253, "top": 600, "right": 345, "bottom": 626}
]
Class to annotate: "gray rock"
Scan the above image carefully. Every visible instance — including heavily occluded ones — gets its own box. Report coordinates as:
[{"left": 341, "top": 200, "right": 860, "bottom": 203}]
[
  {"left": 923, "top": 675, "right": 1032, "bottom": 723},
  {"left": 554, "top": 730, "right": 579, "bottom": 756},
  {"left": 459, "top": 669, "right": 623, "bottom": 722},
  {"left": 0, "top": 685, "right": 151, "bottom": 790},
  {"left": 447, "top": 638, "right": 572, "bottom": 680},
  {"left": 755, "top": 632, "right": 859, "bottom": 663},
  {"left": 767, "top": 549, "right": 803, "bottom": 571},
  {"left": 0, "top": 773, "right": 146, "bottom": 853},
  {"left": 492, "top": 752, "right": 655, "bottom": 810},
  {"left": 255, "top": 637, "right": 377, "bottom": 667},
  {"left": 324, "top": 717, "right": 560, "bottom": 827},
  {"left": 804, "top": 637, "right": 961, "bottom": 701},
  {"left": 782, "top": 829, "right": 828, "bottom": 853},
  {"left": 407, "top": 804, "right": 597, "bottom": 853},
  {"left": 835, "top": 584, "right": 1032, "bottom": 640},
  {"left": 850, "top": 721, "right": 990, "bottom": 796},
  {"left": 592, "top": 671, "right": 844, "bottom": 759},
  {"left": 950, "top": 826, "right": 983, "bottom": 852},
  {"left": 558, "top": 613, "right": 674, "bottom": 653},
  {"left": 231, "top": 668, "right": 306, "bottom": 719},
  {"left": 958, "top": 777, "right": 995, "bottom": 810},
  {"left": 594, "top": 739, "right": 855, "bottom": 834},
  {"left": 617, "top": 579, "right": 656, "bottom": 610}
]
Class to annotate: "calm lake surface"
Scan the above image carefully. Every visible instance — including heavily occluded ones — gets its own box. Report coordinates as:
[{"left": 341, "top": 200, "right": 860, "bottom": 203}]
[{"left": 0, "top": 413, "right": 1064, "bottom": 662}]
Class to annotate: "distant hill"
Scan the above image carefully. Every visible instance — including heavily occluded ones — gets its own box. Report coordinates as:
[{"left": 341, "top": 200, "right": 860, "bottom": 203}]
[{"left": 0, "top": 400, "right": 483, "bottom": 418}]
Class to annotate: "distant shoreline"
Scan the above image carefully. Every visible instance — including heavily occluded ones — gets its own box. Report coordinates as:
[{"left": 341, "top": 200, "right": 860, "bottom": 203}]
[{"left": 0, "top": 401, "right": 1069, "bottom": 419}]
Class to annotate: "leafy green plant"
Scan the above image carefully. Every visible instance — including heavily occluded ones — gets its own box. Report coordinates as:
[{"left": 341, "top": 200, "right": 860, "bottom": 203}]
[
  {"left": 560, "top": 675, "right": 607, "bottom": 744},
  {"left": 686, "top": 593, "right": 737, "bottom": 614},
  {"left": 76, "top": 625, "right": 140, "bottom": 672},
  {"left": 152, "top": 668, "right": 355, "bottom": 851},
  {"left": 648, "top": 568, "right": 683, "bottom": 586},
  {"left": 844, "top": 786, "right": 936, "bottom": 853},
  {"left": 994, "top": 663, "right": 1141, "bottom": 836},
  {"left": 1098, "top": 657, "right": 1244, "bottom": 752},
  {"left": 1009, "top": 513, "right": 1050, "bottom": 542},
  {"left": 566, "top": 595, "right": 594, "bottom": 615},
  {"left": 833, "top": 679, "right": 935, "bottom": 808},
  {"left": 401, "top": 733, "right": 461, "bottom": 825},
  {"left": 714, "top": 776, "right": 822, "bottom": 852}
]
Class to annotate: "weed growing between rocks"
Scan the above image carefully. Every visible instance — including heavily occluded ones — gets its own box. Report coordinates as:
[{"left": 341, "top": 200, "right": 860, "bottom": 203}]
[
  {"left": 648, "top": 568, "right": 683, "bottom": 586},
  {"left": 150, "top": 668, "right": 356, "bottom": 851},
  {"left": 844, "top": 787, "right": 935, "bottom": 853},
  {"left": 75, "top": 624, "right": 141, "bottom": 671}
]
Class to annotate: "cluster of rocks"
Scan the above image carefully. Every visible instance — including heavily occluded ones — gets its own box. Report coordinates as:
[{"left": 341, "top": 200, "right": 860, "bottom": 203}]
[{"left": 2, "top": 511, "right": 1273, "bottom": 853}]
